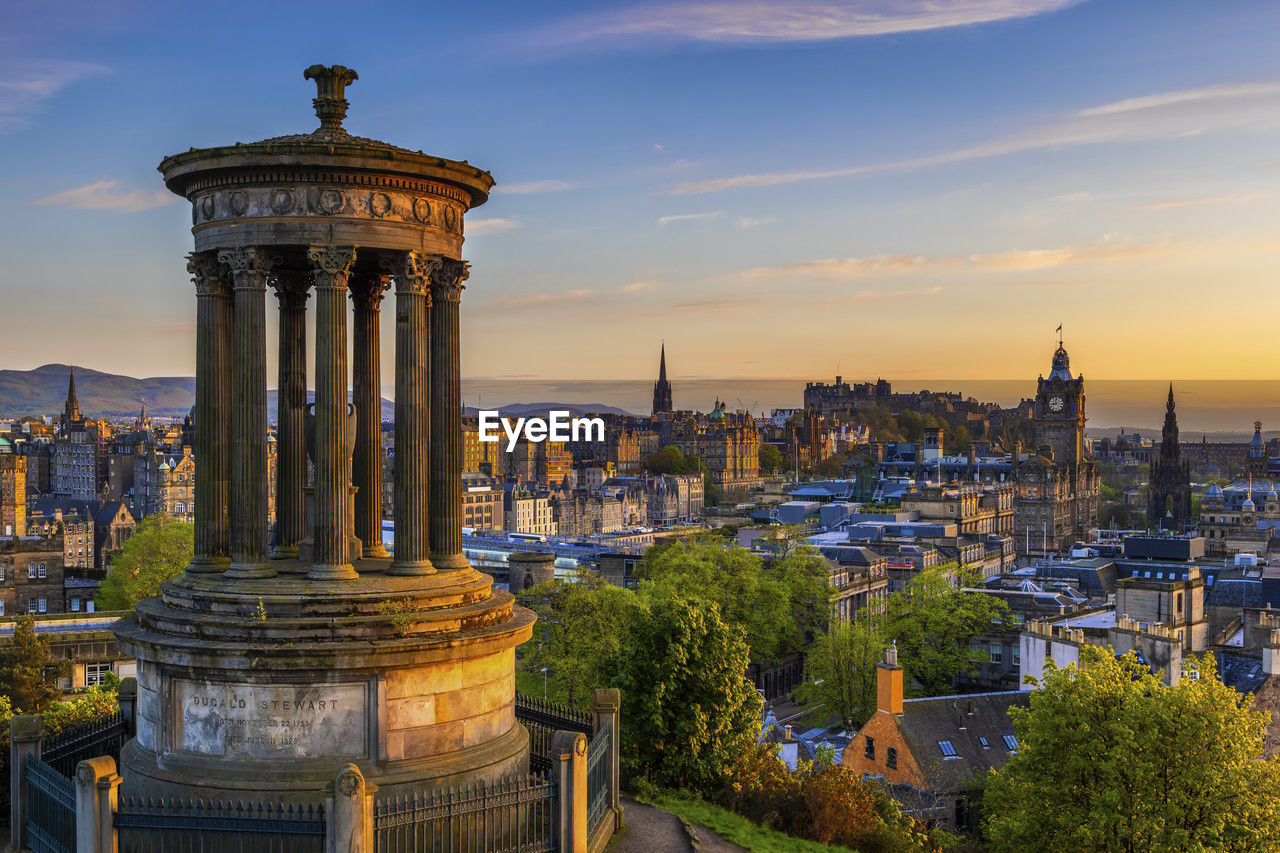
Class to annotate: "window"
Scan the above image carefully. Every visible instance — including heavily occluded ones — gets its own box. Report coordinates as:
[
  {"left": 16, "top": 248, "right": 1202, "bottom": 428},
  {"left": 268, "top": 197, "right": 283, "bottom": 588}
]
[
  {"left": 979, "top": 737, "right": 990, "bottom": 749},
  {"left": 71, "top": 597, "right": 80, "bottom": 612},
  {"left": 85, "top": 663, "right": 110, "bottom": 687},
  {"left": 886, "top": 747, "right": 897, "bottom": 769},
  {"left": 38, "top": 565, "right": 46, "bottom": 579},
  {"left": 27, "top": 600, "right": 37, "bottom": 614},
  {"left": 38, "top": 598, "right": 47, "bottom": 613},
  {"left": 938, "top": 740, "right": 958, "bottom": 757},
  {"left": 990, "top": 643, "right": 1003, "bottom": 665},
  {"left": 1012, "top": 646, "right": 1021, "bottom": 666},
  {"left": 1003, "top": 735, "right": 1018, "bottom": 750},
  {"left": 27, "top": 565, "right": 36, "bottom": 579},
  {"left": 86, "top": 600, "right": 94, "bottom": 614},
  {"left": 864, "top": 736, "right": 875, "bottom": 760}
]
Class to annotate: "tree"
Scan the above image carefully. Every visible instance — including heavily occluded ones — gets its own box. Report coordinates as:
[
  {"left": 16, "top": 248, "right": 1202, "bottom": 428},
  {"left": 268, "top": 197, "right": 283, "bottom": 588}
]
[
  {"left": 759, "top": 443, "right": 785, "bottom": 474},
  {"left": 0, "top": 616, "right": 65, "bottom": 713},
  {"left": 95, "top": 513, "right": 193, "bottom": 611},
  {"left": 984, "top": 647, "right": 1280, "bottom": 852},
  {"left": 637, "top": 539, "right": 796, "bottom": 663},
  {"left": 646, "top": 445, "right": 688, "bottom": 475},
  {"left": 516, "top": 568, "right": 637, "bottom": 707},
  {"left": 794, "top": 617, "right": 886, "bottom": 730},
  {"left": 774, "top": 546, "right": 835, "bottom": 646},
  {"left": 884, "top": 566, "right": 1009, "bottom": 695},
  {"left": 609, "top": 596, "right": 761, "bottom": 793}
]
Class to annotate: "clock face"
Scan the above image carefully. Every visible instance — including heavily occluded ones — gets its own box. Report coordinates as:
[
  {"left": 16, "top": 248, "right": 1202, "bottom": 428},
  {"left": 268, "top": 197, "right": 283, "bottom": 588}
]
[{"left": 1049, "top": 396, "right": 1064, "bottom": 412}]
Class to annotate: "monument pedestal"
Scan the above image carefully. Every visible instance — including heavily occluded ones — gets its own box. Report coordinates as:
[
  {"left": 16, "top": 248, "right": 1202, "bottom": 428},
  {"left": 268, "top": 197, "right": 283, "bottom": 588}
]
[{"left": 113, "top": 562, "right": 534, "bottom": 802}]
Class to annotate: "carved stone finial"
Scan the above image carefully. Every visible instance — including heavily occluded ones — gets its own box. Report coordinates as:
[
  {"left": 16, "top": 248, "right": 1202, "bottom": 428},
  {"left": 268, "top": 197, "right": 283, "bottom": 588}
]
[{"left": 303, "top": 65, "right": 358, "bottom": 133}]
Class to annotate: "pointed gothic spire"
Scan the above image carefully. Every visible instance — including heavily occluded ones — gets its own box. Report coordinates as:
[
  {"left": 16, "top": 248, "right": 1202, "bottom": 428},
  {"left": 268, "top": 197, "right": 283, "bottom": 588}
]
[
  {"left": 658, "top": 342, "right": 667, "bottom": 382},
  {"left": 63, "top": 365, "right": 81, "bottom": 426}
]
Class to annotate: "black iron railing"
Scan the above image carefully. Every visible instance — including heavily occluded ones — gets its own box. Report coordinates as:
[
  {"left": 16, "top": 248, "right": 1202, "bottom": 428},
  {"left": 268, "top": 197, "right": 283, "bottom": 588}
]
[
  {"left": 114, "top": 797, "right": 325, "bottom": 852},
  {"left": 586, "top": 723, "right": 611, "bottom": 838},
  {"left": 373, "top": 774, "right": 556, "bottom": 853},
  {"left": 24, "top": 756, "right": 75, "bottom": 853},
  {"left": 42, "top": 711, "right": 127, "bottom": 778},
  {"left": 514, "top": 692, "right": 591, "bottom": 773}
]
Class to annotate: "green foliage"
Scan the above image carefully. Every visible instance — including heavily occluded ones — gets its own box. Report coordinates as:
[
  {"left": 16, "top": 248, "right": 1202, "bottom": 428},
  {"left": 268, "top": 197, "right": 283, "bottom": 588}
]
[
  {"left": 0, "top": 616, "right": 66, "bottom": 713},
  {"left": 646, "top": 445, "right": 707, "bottom": 477},
  {"left": 40, "top": 684, "right": 120, "bottom": 738},
  {"left": 760, "top": 443, "right": 786, "bottom": 473},
  {"left": 95, "top": 513, "right": 193, "bottom": 611},
  {"left": 983, "top": 647, "right": 1280, "bottom": 852},
  {"left": 794, "top": 616, "right": 886, "bottom": 729},
  {"left": 644, "top": 788, "right": 860, "bottom": 853},
  {"left": 517, "top": 568, "right": 637, "bottom": 708},
  {"left": 376, "top": 599, "right": 420, "bottom": 638},
  {"left": 885, "top": 567, "right": 1009, "bottom": 696},
  {"left": 637, "top": 539, "right": 813, "bottom": 663},
  {"left": 609, "top": 596, "right": 761, "bottom": 794},
  {"left": 720, "top": 742, "right": 946, "bottom": 852}
]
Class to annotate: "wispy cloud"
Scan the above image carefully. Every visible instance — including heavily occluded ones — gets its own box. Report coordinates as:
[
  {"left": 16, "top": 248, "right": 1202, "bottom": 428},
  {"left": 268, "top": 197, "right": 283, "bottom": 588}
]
[
  {"left": 32, "top": 179, "right": 175, "bottom": 213},
  {"left": 0, "top": 59, "right": 107, "bottom": 133},
  {"left": 815, "top": 285, "right": 942, "bottom": 306},
  {"left": 493, "top": 180, "right": 579, "bottom": 195},
  {"left": 619, "top": 280, "right": 658, "bottom": 292},
  {"left": 1126, "top": 192, "right": 1262, "bottom": 211},
  {"left": 664, "top": 81, "right": 1280, "bottom": 195},
  {"left": 735, "top": 216, "right": 777, "bottom": 229},
  {"left": 488, "top": 289, "right": 594, "bottom": 310},
  {"left": 658, "top": 210, "right": 723, "bottom": 226},
  {"left": 467, "top": 218, "right": 521, "bottom": 235},
  {"left": 516, "top": 1, "right": 1081, "bottom": 53},
  {"left": 738, "top": 240, "right": 1178, "bottom": 282}
]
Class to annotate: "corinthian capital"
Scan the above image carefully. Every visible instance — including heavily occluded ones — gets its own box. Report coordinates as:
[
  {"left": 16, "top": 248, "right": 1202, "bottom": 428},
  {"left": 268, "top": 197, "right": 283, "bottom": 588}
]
[
  {"left": 307, "top": 244, "right": 357, "bottom": 287},
  {"left": 381, "top": 251, "right": 440, "bottom": 298},
  {"left": 217, "top": 246, "right": 280, "bottom": 278},
  {"left": 187, "top": 251, "right": 229, "bottom": 298},
  {"left": 349, "top": 272, "right": 391, "bottom": 311},
  {"left": 271, "top": 270, "right": 312, "bottom": 310},
  {"left": 428, "top": 257, "right": 470, "bottom": 302}
]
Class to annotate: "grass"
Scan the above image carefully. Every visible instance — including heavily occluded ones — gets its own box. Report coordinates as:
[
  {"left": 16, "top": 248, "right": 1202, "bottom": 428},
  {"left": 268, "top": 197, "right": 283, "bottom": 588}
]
[
  {"left": 513, "top": 667, "right": 579, "bottom": 708},
  {"left": 640, "top": 790, "right": 858, "bottom": 853}
]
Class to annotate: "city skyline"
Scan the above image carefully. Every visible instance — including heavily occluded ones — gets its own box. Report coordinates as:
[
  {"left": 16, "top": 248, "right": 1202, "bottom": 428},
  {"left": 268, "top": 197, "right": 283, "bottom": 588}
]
[{"left": 4, "top": 0, "right": 1280, "bottom": 380}]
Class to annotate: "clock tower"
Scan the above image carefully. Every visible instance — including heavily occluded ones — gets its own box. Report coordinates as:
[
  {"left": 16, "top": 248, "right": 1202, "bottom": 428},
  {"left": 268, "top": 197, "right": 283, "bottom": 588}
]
[{"left": 1034, "top": 342, "right": 1085, "bottom": 468}]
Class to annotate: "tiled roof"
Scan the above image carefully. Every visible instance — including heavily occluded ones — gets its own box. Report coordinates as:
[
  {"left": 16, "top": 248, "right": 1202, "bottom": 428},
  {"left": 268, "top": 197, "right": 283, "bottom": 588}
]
[{"left": 895, "top": 691, "right": 1029, "bottom": 791}]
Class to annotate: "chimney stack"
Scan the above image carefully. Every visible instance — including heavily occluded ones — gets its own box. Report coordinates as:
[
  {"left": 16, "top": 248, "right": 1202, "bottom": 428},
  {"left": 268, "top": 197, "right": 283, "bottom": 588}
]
[
  {"left": 1264, "top": 630, "right": 1280, "bottom": 677},
  {"left": 877, "top": 641, "right": 904, "bottom": 715}
]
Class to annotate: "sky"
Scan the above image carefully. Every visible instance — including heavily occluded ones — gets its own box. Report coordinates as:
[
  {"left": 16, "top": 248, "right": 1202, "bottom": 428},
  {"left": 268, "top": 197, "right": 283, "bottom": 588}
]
[{"left": 2, "top": 0, "right": 1280, "bottom": 388}]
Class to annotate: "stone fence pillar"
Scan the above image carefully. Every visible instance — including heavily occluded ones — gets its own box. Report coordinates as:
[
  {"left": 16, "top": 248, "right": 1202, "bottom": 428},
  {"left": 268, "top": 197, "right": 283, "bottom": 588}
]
[
  {"left": 591, "top": 688, "right": 623, "bottom": 832},
  {"left": 327, "top": 763, "right": 375, "bottom": 853},
  {"left": 550, "top": 730, "right": 587, "bottom": 853},
  {"left": 76, "top": 755, "right": 121, "bottom": 853},
  {"left": 117, "top": 676, "right": 138, "bottom": 737},
  {"left": 8, "top": 714, "right": 41, "bottom": 853}
]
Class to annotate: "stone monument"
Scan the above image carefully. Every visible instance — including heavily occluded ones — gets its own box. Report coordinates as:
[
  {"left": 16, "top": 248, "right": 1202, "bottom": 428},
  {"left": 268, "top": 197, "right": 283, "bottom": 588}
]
[{"left": 112, "top": 65, "right": 535, "bottom": 801}]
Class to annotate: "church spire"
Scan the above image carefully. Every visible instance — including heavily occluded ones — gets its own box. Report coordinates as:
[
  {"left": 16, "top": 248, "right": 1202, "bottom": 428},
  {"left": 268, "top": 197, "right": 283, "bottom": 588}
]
[
  {"left": 1161, "top": 383, "right": 1179, "bottom": 456},
  {"left": 63, "top": 365, "right": 81, "bottom": 428},
  {"left": 652, "top": 342, "right": 673, "bottom": 415}
]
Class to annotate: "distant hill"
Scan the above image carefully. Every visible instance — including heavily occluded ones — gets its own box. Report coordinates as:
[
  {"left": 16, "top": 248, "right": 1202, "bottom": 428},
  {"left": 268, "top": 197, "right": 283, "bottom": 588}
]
[
  {"left": 0, "top": 365, "right": 633, "bottom": 422},
  {"left": 463, "top": 402, "right": 636, "bottom": 418},
  {"left": 0, "top": 364, "right": 194, "bottom": 419}
]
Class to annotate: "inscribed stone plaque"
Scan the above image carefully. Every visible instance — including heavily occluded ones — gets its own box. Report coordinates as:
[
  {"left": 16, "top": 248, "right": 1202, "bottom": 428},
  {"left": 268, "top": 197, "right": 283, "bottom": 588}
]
[{"left": 175, "top": 679, "right": 368, "bottom": 760}]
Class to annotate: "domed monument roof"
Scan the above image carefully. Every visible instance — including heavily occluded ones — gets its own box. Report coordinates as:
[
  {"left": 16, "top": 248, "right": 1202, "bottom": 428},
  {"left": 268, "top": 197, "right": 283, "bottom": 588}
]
[{"left": 157, "top": 65, "right": 494, "bottom": 258}]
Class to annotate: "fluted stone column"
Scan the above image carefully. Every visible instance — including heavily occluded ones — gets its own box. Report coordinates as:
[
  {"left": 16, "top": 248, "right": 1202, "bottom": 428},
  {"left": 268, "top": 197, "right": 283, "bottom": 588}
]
[
  {"left": 186, "top": 252, "right": 232, "bottom": 573},
  {"left": 351, "top": 272, "right": 390, "bottom": 559},
  {"left": 218, "top": 247, "right": 278, "bottom": 580},
  {"left": 271, "top": 273, "right": 310, "bottom": 562},
  {"left": 307, "top": 245, "right": 358, "bottom": 582},
  {"left": 382, "top": 253, "right": 437, "bottom": 576},
  {"left": 429, "top": 258, "right": 470, "bottom": 571}
]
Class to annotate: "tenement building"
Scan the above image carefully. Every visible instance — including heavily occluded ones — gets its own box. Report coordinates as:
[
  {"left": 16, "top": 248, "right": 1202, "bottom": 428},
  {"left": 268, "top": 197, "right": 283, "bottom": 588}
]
[{"left": 111, "top": 66, "right": 536, "bottom": 804}]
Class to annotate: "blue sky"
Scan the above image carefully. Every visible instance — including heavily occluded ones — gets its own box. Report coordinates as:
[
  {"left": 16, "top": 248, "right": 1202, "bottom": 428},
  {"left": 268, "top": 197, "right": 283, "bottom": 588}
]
[{"left": 3, "top": 0, "right": 1280, "bottom": 386}]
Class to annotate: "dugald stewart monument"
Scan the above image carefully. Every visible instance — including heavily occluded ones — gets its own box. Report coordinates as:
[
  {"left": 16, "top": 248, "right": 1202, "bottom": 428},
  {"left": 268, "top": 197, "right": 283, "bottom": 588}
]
[{"left": 112, "top": 65, "right": 536, "bottom": 801}]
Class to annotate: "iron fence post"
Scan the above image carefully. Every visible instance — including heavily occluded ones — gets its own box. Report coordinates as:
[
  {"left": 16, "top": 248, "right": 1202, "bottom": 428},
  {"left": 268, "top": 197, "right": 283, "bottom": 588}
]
[{"left": 8, "top": 714, "right": 41, "bottom": 853}]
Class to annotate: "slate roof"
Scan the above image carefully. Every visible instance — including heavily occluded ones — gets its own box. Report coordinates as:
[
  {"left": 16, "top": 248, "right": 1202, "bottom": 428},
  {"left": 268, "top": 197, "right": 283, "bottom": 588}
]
[
  {"left": 895, "top": 691, "right": 1029, "bottom": 792},
  {"left": 1206, "top": 576, "right": 1264, "bottom": 609},
  {"left": 818, "top": 545, "right": 885, "bottom": 566},
  {"left": 1215, "top": 652, "right": 1269, "bottom": 695},
  {"left": 1035, "top": 559, "right": 1116, "bottom": 596}
]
